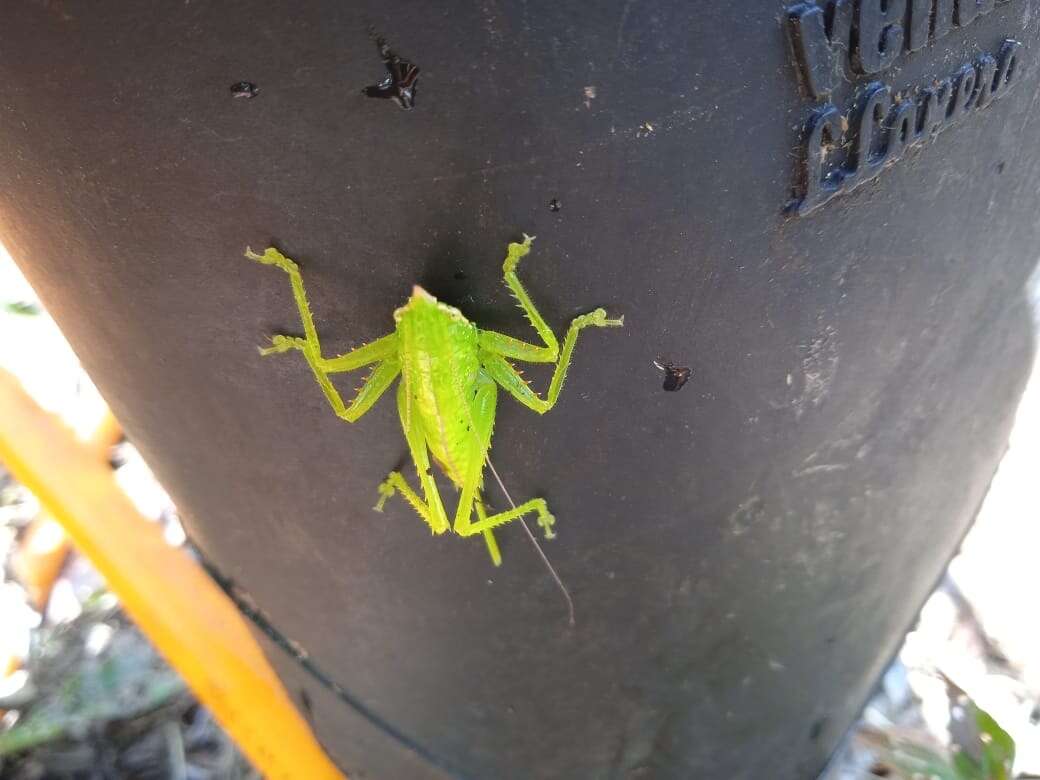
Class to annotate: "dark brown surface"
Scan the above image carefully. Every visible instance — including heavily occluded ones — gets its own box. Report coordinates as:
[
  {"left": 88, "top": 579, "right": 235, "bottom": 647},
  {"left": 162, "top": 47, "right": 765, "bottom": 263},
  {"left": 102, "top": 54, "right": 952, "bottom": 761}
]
[{"left": 0, "top": 2, "right": 1037, "bottom": 777}]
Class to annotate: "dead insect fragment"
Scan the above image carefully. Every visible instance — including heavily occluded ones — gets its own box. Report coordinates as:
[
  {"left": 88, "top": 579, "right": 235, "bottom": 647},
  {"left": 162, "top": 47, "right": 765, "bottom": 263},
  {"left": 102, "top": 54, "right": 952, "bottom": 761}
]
[
  {"left": 363, "top": 36, "right": 420, "bottom": 110},
  {"left": 230, "top": 81, "right": 259, "bottom": 99},
  {"left": 654, "top": 360, "right": 692, "bottom": 392}
]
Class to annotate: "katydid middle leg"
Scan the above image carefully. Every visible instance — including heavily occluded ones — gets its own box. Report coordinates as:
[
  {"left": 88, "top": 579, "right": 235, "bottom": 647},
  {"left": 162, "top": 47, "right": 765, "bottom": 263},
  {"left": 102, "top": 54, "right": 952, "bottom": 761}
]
[
  {"left": 258, "top": 326, "right": 400, "bottom": 423},
  {"left": 475, "top": 235, "right": 623, "bottom": 412}
]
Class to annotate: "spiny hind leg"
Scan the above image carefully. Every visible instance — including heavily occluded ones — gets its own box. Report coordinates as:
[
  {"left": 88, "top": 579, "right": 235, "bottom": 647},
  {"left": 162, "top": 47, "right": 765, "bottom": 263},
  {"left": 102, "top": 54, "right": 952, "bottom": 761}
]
[
  {"left": 375, "top": 382, "right": 451, "bottom": 534},
  {"left": 475, "top": 498, "right": 502, "bottom": 567},
  {"left": 461, "top": 494, "right": 556, "bottom": 541},
  {"left": 374, "top": 471, "right": 450, "bottom": 535}
]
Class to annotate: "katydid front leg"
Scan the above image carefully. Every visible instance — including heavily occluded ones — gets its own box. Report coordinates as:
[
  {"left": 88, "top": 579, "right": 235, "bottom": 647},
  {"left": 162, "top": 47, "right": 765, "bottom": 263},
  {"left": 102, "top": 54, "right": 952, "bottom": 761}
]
[
  {"left": 476, "top": 234, "right": 560, "bottom": 362},
  {"left": 476, "top": 235, "right": 623, "bottom": 413},
  {"left": 246, "top": 247, "right": 398, "bottom": 370},
  {"left": 246, "top": 247, "right": 401, "bottom": 421}
]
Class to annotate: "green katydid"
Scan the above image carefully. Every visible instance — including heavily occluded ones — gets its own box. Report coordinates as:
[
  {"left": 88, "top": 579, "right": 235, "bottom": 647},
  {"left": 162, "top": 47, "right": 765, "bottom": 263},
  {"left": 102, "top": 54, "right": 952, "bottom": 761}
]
[{"left": 246, "top": 235, "right": 622, "bottom": 620}]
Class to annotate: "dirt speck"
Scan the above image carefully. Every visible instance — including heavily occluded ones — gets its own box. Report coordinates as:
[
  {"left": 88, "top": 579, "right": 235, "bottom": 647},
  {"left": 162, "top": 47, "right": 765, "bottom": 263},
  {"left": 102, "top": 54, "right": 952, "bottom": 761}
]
[
  {"left": 230, "top": 81, "right": 259, "bottom": 99},
  {"left": 727, "top": 495, "right": 766, "bottom": 536}
]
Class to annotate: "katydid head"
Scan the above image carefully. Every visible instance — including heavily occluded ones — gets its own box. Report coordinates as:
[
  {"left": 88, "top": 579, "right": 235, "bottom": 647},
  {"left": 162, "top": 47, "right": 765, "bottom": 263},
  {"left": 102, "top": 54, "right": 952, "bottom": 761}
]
[
  {"left": 410, "top": 284, "right": 434, "bottom": 301},
  {"left": 393, "top": 285, "right": 471, "bottom": 327}
]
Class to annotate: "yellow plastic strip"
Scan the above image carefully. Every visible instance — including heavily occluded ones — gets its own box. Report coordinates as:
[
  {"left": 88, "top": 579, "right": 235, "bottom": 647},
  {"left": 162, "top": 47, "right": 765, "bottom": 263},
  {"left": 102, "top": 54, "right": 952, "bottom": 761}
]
[
  {"left": 0, "top": 369, "right": 343, "bottom": 779},
  {"left": 13, "top": 411, "right": 121, "bottom": 610}
]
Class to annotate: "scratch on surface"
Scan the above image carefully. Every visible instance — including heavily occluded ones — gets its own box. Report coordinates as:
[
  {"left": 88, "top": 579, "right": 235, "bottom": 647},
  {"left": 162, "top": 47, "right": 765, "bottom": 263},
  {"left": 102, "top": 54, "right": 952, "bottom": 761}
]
[
  {"left": 792, "top": 324, "right": 839, "bottom": 419},
  {"left": 179, "top": 118, "right": 243, "bottom": 144},
  {"left": 792, "top": 463, "right": 849, "bottom": 478},
  {"left": 615, "top": 0, "right": 637, "bottom": 67},
  {"left": 423, "top": 100, "right": 723, "bottom": 186},
  {"left": 430, "top": 156, "right": 543, "bottom": 184}
]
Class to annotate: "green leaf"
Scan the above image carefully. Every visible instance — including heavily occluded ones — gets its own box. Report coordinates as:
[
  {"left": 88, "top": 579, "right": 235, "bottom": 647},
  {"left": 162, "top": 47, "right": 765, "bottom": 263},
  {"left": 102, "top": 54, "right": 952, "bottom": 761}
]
[
  {"left": 952, "top": 748, "right": 983, "bottom": 780},
  {"left": 974, "top": 705, "right": 1014, "bottom": 780},
  {"left": 3, "top": 301, "right": 41, "bottom": 316}
]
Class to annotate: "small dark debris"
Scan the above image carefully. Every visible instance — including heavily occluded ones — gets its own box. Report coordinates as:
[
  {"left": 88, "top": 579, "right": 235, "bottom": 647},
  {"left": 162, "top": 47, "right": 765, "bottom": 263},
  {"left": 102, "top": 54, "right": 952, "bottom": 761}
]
[
  {"left": 808, "top": 716, "right": 827, "bottom": 741},
  {"left": 549, "top": 198, "right": 561, "bottom": 212},
  {"left": 454, "top": 270, "right": 467, "bottom": 281},
  {"left": 230, "top": 81, "right": 259, "bottom": 99},
  {"left": 298, "top": 688, "right": 316, "bottom": 729},
  {"left": 654, "top": 361, "right": 692, "bottom": 392},
  {"left": 363, "top": 36, "right": 420, "bottom": 110},
  {"left": 298, "top": 689, "right": 313, "bottom": 717},
  {"left": 996, "top": 160, "right": 1006, "bottom": 174},
  {"left": 868, "top": 763, "right": 893, "bottom": 778}
]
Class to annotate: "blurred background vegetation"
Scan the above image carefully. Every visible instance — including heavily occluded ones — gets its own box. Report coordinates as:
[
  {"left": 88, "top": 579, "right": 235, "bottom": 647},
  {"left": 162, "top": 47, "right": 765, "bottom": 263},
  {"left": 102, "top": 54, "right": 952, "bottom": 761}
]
[{"left": 1, "top": 247, "right": 258, "bottom": 778}]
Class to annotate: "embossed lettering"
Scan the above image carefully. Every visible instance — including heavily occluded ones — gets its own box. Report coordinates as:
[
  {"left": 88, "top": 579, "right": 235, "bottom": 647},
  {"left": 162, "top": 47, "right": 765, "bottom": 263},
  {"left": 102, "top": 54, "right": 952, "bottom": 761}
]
[
  {"left": 955, "top": 0, "right": 996, "bottom": 26},
  {"left": 932, "top": 0, "right": 957, "bottom": 42},
  {"left": 796, "top": 105, "right": 845, "bottom": 216},
  {"left": 787, "top": 4, "right": 836, "bottom": 98},
  {"left": 973, "top": 53, "right": 999, "bottom": 108},
  {"left": 920, "top": 78, "right": 954, "bottom": 137},
  {"left": 786, "top": 0, "right": 852, "bottom": 99},
  {"left": 909, "top": 0, "right": 957, "bottom": 49},
  {"left": 790, "top": 0, "right": 1018, "bottom": 75},
  {"left": 949, "top": 63, "right": 978, "bottom": 121},
  {"left": 855, "top": 0, "right": 907, "bottom": 74},
  {"left": 908, "top": 0, "right": 932, "bottom": 51},
  {"left": 884, "top": 97, "right": 920, "bottom": 161},
  {"left": 994, "top": 38, "right": 1022, "bottom": 92},
  {"left": 848, "top": 83, "right": 893, "bottom": 184},
  {"left": 956, "top": 0, "right": 980, "bottom": 25},
  {"left": 791, "top": 40, "right": 1025, "bottom": 216}
]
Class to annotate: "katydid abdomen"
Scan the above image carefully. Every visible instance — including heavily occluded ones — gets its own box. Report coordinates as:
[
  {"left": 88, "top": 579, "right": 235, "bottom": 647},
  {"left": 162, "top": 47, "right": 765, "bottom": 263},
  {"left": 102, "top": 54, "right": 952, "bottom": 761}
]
[{"left": 394, "top": 286, "right": 488, "bottom": 488}]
